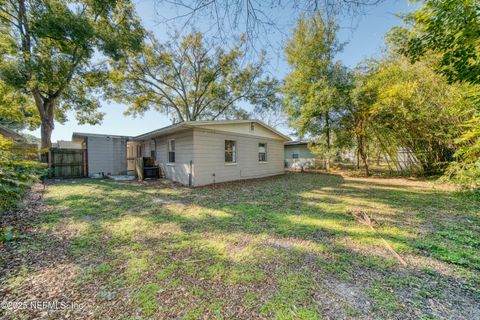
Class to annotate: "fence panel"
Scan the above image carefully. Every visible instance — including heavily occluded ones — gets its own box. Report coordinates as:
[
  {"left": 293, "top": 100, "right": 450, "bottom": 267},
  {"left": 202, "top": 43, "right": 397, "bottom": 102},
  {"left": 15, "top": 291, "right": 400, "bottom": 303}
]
[{"left": 49, "top": 148, "right": 86, "bottom": 178}]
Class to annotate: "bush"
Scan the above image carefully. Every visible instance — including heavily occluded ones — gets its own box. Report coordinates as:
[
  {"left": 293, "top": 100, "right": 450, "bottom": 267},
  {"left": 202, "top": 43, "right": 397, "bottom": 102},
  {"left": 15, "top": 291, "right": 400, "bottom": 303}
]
[{"left": 0, "top": 136, "right": 46, "bottom": 211}]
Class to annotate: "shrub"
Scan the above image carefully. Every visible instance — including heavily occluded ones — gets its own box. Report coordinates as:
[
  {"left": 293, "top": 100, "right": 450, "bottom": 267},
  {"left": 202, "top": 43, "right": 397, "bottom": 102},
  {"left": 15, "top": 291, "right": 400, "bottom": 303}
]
[
  {"left": 0, "top": 136, "right": 46, "bottom": 211},
  {"left": 442, "top": 161, "right": 480, "bottom": 189}
]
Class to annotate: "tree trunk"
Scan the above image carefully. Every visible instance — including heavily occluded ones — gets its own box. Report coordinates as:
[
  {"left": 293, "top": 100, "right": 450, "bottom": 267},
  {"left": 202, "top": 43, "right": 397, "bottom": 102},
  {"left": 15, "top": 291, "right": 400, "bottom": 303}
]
[
  {"left": 361, "top": 152, "right": 369, "bottom": 176},
  {"left": 325, "top": 112, "right": 330, "bottom": 171},
  {"left": 40, "top": 119, "right": 54, "bottom": 149},
  {"left": 35, "top": 96, "right": 55, "bottom": 149},
  {"left": 356, "top": 148, "right": 360, "bottom": 169},
  {"left": 357, "top": 134, "right": 369, "bottom": 176}
]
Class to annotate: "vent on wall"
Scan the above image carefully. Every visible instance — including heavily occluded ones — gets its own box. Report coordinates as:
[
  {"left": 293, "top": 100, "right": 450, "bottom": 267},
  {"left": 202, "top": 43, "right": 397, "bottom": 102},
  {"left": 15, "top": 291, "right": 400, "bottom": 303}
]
[{"left": 250, "top": 122, "right": 255, "bottom": 131}]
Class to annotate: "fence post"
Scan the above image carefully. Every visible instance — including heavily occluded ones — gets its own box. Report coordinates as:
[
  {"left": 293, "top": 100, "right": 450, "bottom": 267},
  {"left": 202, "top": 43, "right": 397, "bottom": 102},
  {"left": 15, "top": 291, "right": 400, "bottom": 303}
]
[{"left": 48, "top": 148, "right": 53, "bottom": 178}]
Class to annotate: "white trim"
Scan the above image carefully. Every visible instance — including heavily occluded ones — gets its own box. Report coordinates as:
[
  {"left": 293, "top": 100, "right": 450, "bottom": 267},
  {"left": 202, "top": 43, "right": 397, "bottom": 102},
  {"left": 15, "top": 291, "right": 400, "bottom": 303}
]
[{"left": 224, "top": 163, "right": 238, "bottom": 166}]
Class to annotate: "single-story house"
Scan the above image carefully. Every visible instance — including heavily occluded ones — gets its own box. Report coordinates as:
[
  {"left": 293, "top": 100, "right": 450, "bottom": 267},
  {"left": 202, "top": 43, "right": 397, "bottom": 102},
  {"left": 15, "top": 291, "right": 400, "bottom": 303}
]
[
  {"left": 284, "top": 140, "right": 317, "bottom": 169},
  {"left": 0, "top": 125, "right": 26, "bottom": 143},
  {"left": 73, "top": 120, "right": 290, "bottom": 186}
]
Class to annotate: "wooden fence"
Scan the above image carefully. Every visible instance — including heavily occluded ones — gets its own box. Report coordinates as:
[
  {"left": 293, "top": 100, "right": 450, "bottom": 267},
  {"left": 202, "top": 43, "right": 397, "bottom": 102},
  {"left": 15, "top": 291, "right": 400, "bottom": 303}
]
[{"left": 47, "top": 148, "right": 87, "bottom": 178}]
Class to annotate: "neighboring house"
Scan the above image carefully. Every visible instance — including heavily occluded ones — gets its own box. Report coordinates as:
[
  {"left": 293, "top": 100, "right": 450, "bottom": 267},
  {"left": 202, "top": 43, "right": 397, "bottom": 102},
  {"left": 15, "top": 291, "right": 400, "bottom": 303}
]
[
  {"left": 73, "top": 120, "right": 290, "bottom": 186},
  {"left": 0, "top": 125, "right": 26, "bottom": 143},
  {"left": 284, "top": 141, "right": 317, "bottom": 169}
]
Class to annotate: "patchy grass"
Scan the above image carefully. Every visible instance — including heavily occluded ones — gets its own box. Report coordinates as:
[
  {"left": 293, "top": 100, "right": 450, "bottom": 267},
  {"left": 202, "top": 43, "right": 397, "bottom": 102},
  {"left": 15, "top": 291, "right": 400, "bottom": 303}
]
[{"left": 0, "top": 173, "right": 479, "bottom": 319}]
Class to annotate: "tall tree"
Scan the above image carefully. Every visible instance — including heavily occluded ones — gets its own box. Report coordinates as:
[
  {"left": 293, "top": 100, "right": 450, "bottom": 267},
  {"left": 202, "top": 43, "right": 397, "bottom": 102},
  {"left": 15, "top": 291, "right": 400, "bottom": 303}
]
[
  {"left": 109, "top": 32, "right": 277, "bottom": 122},
  {"left": 0, "top": 82, "right": 39, "bottom": 131},
  {"left": 388, "top": 0, "right": 480, "bottom": 184},
  {"left": 0, "top": 0, "right": 144, "bottom": 148},
  {"left": 356, "top": 55, "right": 473, "bottom": 174},
  {"left": 283, "top": 13, "right": 346, "bottom": 170},
  {"left": 391, "top": 0, "right": 480, "bottom": 85},
  {"left": 157, "top": 0, "right": 385, "bottom": 45}
]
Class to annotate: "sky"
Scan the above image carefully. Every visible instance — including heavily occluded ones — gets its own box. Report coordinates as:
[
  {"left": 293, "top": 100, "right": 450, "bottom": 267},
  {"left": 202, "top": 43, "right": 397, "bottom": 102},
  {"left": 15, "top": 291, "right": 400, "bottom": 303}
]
[{"left": 29, "top": 0, "right": 416, "bottom": 142}]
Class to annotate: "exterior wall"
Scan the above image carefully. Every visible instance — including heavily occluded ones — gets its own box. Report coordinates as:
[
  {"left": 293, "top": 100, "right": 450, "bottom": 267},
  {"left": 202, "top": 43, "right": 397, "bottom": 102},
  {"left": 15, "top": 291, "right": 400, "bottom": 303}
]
[
  {"left": 284, "top": 144, "right": 317, "bottom": 169},
  {"left": 86, "top": 136, "right": 128, "bottom": 176},
  {"left": 195, "top": 122, "right": 281, "bottom": 140},
  {"left": 192, "top": 128, "right": 285, "bottom": 186},
  {"left": 148, "top": 129, "right": 193, "bottom": 186}
]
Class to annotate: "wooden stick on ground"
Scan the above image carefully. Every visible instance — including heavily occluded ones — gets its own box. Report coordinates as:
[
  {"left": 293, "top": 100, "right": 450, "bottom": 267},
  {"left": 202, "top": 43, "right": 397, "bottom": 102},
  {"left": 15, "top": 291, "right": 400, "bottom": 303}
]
[{"left": 349, "top": 210, "right": 408, "bottom": 266}]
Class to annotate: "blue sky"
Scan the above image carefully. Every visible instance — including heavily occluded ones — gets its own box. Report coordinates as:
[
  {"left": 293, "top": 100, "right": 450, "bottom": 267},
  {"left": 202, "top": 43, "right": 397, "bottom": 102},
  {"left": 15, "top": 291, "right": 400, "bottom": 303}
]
[{"left": 29, "top": 0, "right": 415, "bottom": 141}]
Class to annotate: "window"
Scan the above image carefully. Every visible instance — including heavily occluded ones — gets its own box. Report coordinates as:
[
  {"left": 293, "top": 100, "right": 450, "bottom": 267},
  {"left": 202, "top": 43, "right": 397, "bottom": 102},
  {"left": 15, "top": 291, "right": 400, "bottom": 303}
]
[
  {"left": 258, "top": 143, "right": 267, "bottom": 162},
  {"left": 292, "top": 153, "right": 299, "bottom": 159},
  {"left": 168, "top": 139, "right": 175, "bottom": 163},
  {"left": 250, "top": 122, "right": 255, "bottom": 131},
  {"left": 225, "top": 140, "right": 236, "bottom": 163},
  {"left": 150, "top": 140, "right": 156, "bottom": 159}
]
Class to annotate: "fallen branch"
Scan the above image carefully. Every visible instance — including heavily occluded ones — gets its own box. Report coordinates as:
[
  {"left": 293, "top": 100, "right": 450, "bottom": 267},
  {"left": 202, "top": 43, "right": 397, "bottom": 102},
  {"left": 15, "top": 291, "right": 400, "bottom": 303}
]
[{"left": 348, "top": 210, "right": 407, "bottom": 266}]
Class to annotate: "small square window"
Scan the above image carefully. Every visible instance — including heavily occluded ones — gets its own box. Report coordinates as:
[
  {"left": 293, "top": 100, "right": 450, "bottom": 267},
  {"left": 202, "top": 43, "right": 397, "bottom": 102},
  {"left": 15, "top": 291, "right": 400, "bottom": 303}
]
[
  {"left": 225, "top": 140, "right": 236, "bottom": 163},
  {"left": 258, "top": 143, "right": 267, "bottom": 162},
  {"left": 292, "top": 153, "right": 299, "bottom": 159}
]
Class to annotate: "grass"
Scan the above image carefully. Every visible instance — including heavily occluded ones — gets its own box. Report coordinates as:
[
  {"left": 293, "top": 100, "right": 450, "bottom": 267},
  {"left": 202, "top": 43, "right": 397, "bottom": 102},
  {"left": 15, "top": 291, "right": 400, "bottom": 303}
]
[{"left": 1, "top": 173, "right": 479, "bottom": 319}]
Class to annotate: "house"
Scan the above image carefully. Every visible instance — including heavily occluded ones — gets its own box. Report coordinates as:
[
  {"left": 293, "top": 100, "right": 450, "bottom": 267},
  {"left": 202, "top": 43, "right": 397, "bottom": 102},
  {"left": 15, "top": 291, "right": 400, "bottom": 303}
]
[
  {"left": 0, "top": 125, "right": 26, "bottom": 143},
  {"left": 73, "top": 120, "right": 290, "bottom": 186},
  {"left": 284, "top": 140, "right": 317, "bottom": 169}
]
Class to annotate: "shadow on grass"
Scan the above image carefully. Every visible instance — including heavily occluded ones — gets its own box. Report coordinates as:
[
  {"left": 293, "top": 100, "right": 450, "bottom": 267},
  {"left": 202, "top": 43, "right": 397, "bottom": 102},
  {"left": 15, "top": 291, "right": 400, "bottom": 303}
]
[{"left": 2, "top": 173, "right": 479, "bottom": 318}]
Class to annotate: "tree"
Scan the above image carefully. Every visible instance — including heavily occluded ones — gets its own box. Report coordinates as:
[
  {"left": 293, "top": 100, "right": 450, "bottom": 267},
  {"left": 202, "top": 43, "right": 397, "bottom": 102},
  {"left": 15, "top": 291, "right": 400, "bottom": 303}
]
[
  {"left": 347, "top": 62, "right": 378, "bottom": 176},
  {"left": 0, "top": 82, "right": 39, "bottom": 131},
  {"left": 157, "top": 0, "right": 385, "bottom": 45},
  {"left": 0, "top": 0, "right": 144, "bottom": 148},
  {"left": 387, "top": 0, "right": 480, "bottom": 184},
  {"left": 109, "top": 32, "right": 277, "bottom": 122},
  {"left": 356, "top": 55, "right": 473, "bottom": 174},
  {"left": 283, "top": 13, "right": 347, "bottom": 170},
  {"left": 391, "top": 0, "right": 480, "bottom": 85}
]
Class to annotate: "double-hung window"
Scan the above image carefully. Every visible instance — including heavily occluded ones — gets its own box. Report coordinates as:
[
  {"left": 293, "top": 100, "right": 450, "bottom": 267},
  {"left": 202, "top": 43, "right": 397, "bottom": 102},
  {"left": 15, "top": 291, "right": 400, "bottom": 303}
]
[
  {"left": 258, "top": 143, "right": 267, "bottom": 162},
  {"left": 225, "top": 140, "right": 236, "bottom": 163},
  {"left": 150, "top": 140, "right": 156, "bottom": 159},
  {"left": 168, "top": 139, "right": 175, "bottom": 163}
]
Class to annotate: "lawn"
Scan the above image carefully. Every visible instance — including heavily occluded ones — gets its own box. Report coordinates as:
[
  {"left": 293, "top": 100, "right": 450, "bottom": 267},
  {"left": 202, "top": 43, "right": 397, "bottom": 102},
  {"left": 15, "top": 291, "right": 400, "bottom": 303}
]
[{"left": 1, "top": 173, "right": 479, "bottom": 319}]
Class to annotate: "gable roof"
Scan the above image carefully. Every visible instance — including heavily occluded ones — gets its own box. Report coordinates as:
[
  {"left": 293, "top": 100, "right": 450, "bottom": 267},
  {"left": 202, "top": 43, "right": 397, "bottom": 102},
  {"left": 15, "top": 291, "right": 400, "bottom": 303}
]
[
  {"left": 0, "top": 125, "right": 26, "bottom": 142},
  {"left": 72, "top": 132, "right": 132, "bottom": 142},
  {"left": 284, "top": 140, "right": 310, "bottom": 146},
  {"left": 133, "top": 120, "right": 291, "bottom": 141}
]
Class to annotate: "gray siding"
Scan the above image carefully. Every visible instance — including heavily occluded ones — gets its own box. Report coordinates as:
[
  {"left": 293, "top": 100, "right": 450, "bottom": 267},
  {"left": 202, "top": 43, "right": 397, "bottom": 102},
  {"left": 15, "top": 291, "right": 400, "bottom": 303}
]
[
  {"left": 151, "top": 130, "right": 193, "bottom": 186},
  {"left": 192, "top": 128, "right": 285, "bottom": 186},
  {"left": 87, "top": 136, "right": 128, "bottom": 176},
  {"left": 284, "top": 144, "right": 315, "bottom": 159}
]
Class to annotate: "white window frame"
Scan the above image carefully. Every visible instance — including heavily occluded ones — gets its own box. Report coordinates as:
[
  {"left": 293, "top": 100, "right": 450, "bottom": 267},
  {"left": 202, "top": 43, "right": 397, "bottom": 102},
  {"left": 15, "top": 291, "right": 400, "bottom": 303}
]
[
  {"left": 168, "top": 139, "right": 175, "bottom": 163},
  {"left": 258, "top": 143, "right": 267, "bottom": 162},
  {"left": 225, "top": 140, "right": 237, "bottom": 163}
]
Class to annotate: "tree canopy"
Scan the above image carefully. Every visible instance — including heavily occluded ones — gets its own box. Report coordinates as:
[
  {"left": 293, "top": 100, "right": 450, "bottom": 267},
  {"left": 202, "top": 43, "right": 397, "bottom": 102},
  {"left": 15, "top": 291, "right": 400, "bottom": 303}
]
[
  {"left": 109, "top": 32, "right": 278, "bottom": 123},
  {"left": 390, "top": 0, "right": 480, "bottom": 85},
  {"left": 283, "top": 13, "right": 349, "bottom": 169},
  {"left": 0, "top": 0, "right": 144, "bottom": 148}
]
